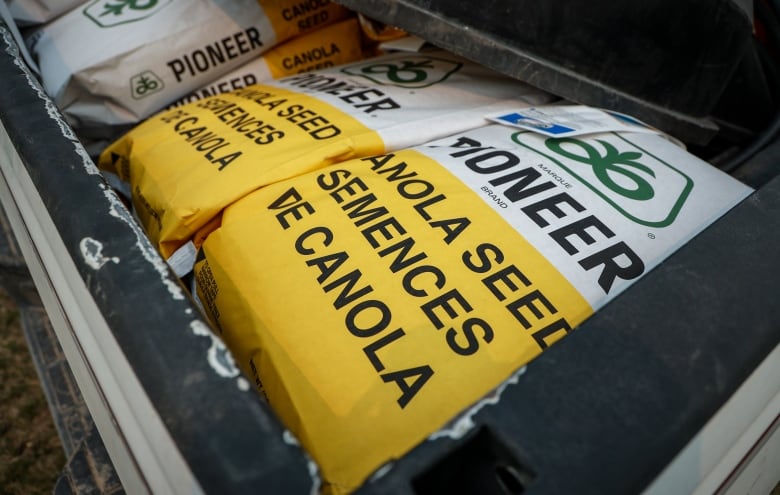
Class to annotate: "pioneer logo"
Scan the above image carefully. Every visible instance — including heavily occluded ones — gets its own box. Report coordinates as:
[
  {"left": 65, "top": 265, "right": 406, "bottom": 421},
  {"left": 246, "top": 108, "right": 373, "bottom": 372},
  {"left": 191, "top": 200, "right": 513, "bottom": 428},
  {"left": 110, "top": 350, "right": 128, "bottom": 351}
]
[
  {"left": 512, "top": 132, "right": 693, "bottom": 227},
  {"left": 341, "top": 56, "right": 463, "bottom": 89},
  {"left": 83, "top": 0, "right": 172, "bottom": 27}
]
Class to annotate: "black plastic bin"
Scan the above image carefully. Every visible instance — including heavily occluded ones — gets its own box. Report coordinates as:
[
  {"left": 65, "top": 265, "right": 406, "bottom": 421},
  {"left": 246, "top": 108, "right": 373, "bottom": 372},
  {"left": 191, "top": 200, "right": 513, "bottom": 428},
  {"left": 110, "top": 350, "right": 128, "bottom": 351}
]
[{"left": 0, "top": 5, "right": 778, "bottom": 495}]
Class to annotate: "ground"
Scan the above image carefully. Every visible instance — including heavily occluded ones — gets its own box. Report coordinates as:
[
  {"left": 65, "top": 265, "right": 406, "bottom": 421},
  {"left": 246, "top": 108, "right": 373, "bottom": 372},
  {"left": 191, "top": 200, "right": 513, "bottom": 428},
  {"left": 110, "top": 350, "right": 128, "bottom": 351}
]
[{"left": 0, "top": 287, "right": 64, "bottom": 494}]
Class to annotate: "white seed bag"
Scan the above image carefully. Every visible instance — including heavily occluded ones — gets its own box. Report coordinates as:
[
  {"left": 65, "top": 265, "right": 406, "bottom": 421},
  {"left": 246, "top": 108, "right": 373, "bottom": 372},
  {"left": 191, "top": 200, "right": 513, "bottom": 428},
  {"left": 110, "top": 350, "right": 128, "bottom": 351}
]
[{"left": 28, "top": 0, "right": 350, "bottom": 138}]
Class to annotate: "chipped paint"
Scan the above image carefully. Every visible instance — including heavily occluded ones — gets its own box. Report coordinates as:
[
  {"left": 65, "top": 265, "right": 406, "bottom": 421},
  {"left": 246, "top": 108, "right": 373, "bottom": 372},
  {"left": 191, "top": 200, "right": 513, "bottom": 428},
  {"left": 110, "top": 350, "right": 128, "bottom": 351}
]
[
  {"left": 429, "top": 366, "right": 527, "bottom": 441},
  {"left": 307, "top": 457, "right": 322, "bottom": 495},
  {"left": 187, "top": 293, "right": 245, "bottom": 382},
  {"left": 1, "top": 27, "right": 99, "bottom": 176},
  {"left": 101, "top": 183, "right": 186, "bottom": 300},
  {"left": 283, "top": 430, "right": 300, "bottom": 446},
  {"left": 189, "top": 320, "right": 241, "bottom": 379},
  {"left": 188, "top": 291, "right": 250, "bottom": 387},
  {"left": 79, "top": 237, "right": 119, "bottom": 270}
]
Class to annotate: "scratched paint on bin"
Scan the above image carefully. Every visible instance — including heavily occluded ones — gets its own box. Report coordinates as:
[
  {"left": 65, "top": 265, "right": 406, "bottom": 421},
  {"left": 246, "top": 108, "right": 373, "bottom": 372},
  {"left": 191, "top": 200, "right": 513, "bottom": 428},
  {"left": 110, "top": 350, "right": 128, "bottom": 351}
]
[{"left": 79, "top": 237, "right": 119, "bottom": 270}]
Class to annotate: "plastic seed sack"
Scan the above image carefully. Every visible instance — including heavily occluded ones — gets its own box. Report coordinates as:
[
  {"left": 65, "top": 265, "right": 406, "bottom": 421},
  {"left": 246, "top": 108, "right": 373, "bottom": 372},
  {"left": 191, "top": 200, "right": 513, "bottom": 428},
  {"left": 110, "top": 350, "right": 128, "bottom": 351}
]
[
  {"left": 98, "top": 49, "right": 554, "bottom": 260},
  {"left": 193, "top": 123, "right": 752, "bottom": 494},
  {"left": 27, "top": 0, "right": 351, "bottom": 138},
  {"left": 167, "top": 17, "right": 366, "bottom": 109},
  {"left": 5, "top": 0, "right": 84, "bottom": 26}
]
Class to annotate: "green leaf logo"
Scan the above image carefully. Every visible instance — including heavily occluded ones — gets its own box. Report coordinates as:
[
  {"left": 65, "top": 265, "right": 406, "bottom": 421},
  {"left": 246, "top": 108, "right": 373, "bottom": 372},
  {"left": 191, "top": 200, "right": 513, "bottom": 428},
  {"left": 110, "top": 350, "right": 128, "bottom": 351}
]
[
  {"left": 545, "top": 138, "right": 656, "bottom": 201},
  {"left": 512, "top": 132, "right": 694, "bottom": 228},
  {"left": 341, "top": 56, "right": 463, "bottom": 88},
  {"left": 130, "top": 71, "right": 164, "bottom": 99},
  {"left": 83, "top": 0, "right": 172, "bottom": 27}
]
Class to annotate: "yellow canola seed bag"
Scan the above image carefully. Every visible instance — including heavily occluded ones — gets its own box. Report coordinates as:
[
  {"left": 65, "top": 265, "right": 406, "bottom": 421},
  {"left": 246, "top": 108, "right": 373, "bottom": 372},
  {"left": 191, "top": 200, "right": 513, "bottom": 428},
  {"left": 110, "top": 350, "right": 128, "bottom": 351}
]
[
  {"left": 193, "top": 124, "right": 751, "bottom": 494},
  {"left": 168, "top": 17, "right": 366, "bottom": 108},
  {"left": 98, "top": 49, "right": 553, "bottom": 259},
  {"left": 29, "top": 0, "right": 351, "bottom": 138}
]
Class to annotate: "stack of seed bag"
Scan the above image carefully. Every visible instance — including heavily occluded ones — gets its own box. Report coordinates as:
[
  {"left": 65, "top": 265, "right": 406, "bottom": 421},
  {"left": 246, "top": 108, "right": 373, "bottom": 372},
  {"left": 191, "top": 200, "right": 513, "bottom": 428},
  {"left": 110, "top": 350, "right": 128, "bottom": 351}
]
[
  {"left": 28, "top": 0, "right": 353, "bottom": 139},
  {"left": 97, "top": 48, "right": 555, "bottom": 267},
  {"left": 5, "top": 0, "right": 85, "bottom": 26},
  {"left": 191, "top": 121, "right": 751, "bottom": 494}
]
